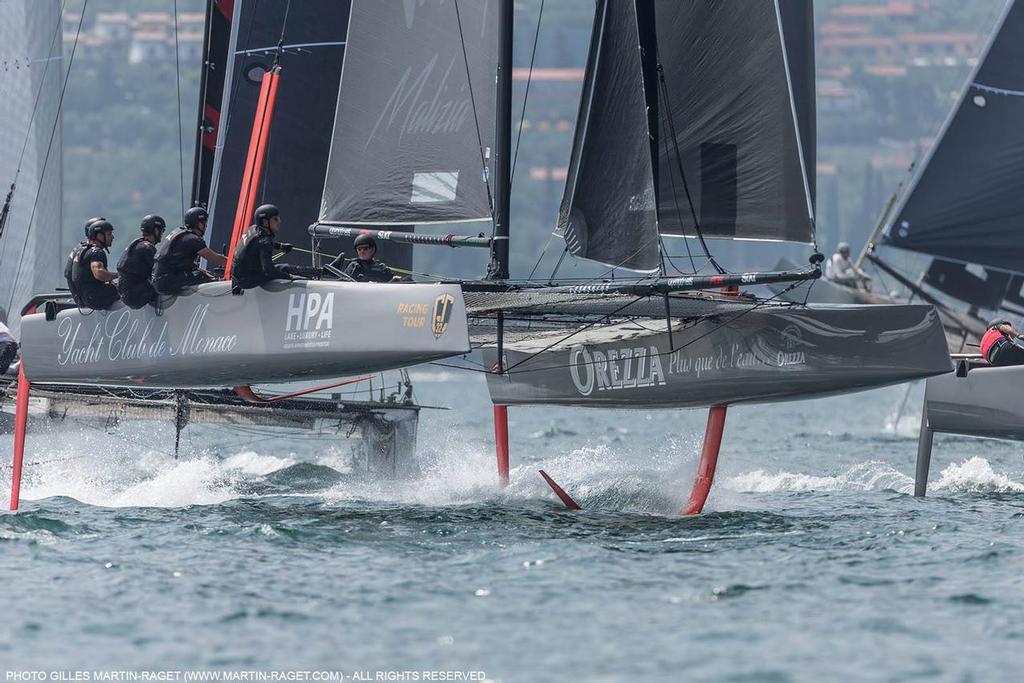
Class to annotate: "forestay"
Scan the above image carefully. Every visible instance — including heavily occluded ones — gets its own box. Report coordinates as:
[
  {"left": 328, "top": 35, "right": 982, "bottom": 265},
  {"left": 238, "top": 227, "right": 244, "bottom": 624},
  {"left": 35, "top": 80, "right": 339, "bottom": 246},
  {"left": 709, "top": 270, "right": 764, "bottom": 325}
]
[
  {"left": 318, "top": 0, "right": 498, "bottom": 227},
  {"left": 0, "top": 0, "right": 62, "bottom": 335},
  {"left": 882, "top": 0, "right": 1024, "bottom": 275},
  {"left": 556, "top": 0, "right": 816, "bottom": 273}
]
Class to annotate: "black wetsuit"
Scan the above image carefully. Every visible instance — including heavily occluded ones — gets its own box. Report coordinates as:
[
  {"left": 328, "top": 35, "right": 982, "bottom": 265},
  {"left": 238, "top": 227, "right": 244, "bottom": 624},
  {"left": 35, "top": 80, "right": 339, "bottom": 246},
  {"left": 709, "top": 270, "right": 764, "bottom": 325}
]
[
  {"left": 70, "top": 245, "right": 119, "bottom": 310},
  {"left": 117, "top": 237, "right": 159, "bottom": 309},
  {"left": 344, "top": 258, "right": 394, "bottom": 283},
  {"left": 231, "top": 225, "right": 294, "bottom": 290},
  {"left": 153, "top": 228, "right": 214, "bottom": 295}
]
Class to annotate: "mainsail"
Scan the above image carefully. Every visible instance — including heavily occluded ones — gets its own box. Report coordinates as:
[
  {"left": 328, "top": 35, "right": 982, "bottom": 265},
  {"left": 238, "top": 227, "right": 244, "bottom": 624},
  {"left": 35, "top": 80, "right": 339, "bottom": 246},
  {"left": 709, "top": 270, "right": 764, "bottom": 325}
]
[
  {"left": 882, "top": 0, "right": 1024, "bottom": 275},
  {"left": 317, "top": 0, "right": 498, "bottom": 227},
  {"left": 556, "top": 0, "right": 815, "bottom": 273},
  {"left": 0, "top": 0, "right": 63, "bottom": 334}
]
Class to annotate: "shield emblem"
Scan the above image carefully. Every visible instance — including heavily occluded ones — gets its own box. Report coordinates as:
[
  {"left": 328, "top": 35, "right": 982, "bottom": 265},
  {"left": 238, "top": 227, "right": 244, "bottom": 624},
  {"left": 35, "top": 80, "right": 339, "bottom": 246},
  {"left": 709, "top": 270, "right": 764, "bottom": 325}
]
[{"left": 432, "top": 293, "right": 455, "bottom": 339}]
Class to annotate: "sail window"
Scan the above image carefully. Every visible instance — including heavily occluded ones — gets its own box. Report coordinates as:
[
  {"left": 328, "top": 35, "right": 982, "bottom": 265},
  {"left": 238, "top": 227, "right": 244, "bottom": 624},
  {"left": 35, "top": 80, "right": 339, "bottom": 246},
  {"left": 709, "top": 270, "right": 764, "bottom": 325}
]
[{"left": 411, "top": 171, "right": 459, "bottom": 204}]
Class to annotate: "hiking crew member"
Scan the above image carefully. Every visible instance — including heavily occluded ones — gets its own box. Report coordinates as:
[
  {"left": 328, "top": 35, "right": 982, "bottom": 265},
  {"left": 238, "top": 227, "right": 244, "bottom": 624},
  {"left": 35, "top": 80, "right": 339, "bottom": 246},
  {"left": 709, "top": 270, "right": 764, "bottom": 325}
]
[
  {"left": 344, "top": 234, "right": 396, "bottom": 283},
  {"left": 153, "top": 207, "right": 228, "bottom": 295},
  {"left": 117, "top": 214, "right": 165, "bottom": 309},
  {"left": 67, "top": 220, "right": 119, "bottom": 310},
  {"left": 980, "top": 320, "right": 1024, "bottom": 367},
  {"left": 824, "top": 242, "right": 871, "bottom": 289},
  {"left": 230, "top": 204, "right": 296, "bottom": 290}
]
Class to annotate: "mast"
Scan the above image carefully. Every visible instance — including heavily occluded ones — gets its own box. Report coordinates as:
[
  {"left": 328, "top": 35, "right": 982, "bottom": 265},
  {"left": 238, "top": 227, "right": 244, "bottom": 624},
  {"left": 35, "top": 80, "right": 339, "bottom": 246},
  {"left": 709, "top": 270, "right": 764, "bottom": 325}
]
[{"left": 487, "top": 0, "right": 514, "bottom": 280}]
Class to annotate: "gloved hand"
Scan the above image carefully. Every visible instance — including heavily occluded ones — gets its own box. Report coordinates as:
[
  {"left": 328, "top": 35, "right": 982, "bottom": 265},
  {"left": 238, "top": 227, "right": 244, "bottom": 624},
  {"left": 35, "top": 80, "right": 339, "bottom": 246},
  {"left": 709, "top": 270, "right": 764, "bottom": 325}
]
[{"left": 277, "top": 242, "right": 294, "bottom": 254}]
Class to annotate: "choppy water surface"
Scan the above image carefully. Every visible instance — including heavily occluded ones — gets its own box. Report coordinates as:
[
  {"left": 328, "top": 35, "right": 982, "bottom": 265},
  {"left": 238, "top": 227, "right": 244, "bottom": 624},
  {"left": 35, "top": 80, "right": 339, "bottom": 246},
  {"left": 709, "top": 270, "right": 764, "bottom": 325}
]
[{"left": 2, "top": 374, "right": 1022, "bottom": 681}]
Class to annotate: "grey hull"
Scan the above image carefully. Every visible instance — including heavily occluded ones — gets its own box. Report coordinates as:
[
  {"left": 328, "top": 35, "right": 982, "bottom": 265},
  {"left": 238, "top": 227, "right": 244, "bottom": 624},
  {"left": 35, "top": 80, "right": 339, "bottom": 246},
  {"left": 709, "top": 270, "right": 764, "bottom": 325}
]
[
  {"left": 484, "top": 303, "right": 951, "bottom": 408},
  {"left": 20, "top": 280, "right": 469, "bottom": 388},
  {"left": 923, "top": 364, "right": 1024, "bottom": 441}
]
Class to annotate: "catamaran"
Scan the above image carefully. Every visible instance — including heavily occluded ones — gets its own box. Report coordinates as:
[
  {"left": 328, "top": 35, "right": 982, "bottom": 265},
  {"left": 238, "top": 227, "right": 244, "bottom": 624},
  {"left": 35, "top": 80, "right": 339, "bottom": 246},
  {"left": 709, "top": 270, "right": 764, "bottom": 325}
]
[{"left": 6, "top": 0, "right": 955, "bottom": 514}]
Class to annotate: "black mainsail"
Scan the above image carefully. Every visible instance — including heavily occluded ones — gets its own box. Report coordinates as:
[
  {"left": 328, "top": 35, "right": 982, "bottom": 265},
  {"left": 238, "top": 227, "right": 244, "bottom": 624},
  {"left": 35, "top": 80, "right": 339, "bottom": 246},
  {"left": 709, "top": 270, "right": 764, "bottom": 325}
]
[
  {"left": 556, "top": 0, "right": 815, "bottom": 273},
  {"left": 882, "top": 0, "right": 1024, "bottom": 275}
]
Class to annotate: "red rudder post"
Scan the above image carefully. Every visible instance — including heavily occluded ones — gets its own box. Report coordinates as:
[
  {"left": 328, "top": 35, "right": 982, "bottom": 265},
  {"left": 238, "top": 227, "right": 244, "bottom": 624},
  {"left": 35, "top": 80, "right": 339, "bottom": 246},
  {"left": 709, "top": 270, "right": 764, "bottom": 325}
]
[
  {"left": 494, "top": 404, "right": 509, "bottom": 487},
  {"left": 683, "top": 405, "right": 728, "bottom": 515},
  {"left": 9, "top": 365, "right": 31, "bottom": 511}
]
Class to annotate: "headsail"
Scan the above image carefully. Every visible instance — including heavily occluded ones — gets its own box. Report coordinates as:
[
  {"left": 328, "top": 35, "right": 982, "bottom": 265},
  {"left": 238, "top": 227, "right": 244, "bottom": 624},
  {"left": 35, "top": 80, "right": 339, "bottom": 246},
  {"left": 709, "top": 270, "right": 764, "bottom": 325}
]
[
  {"left": 882, "top": 0, "right": 1024, "bottom": 275},
  {"left": 0, "top": 0, "right": 63, "bottom": 334},
  {"left": 317, "top": 0, "right": 498, "bottom": 227},
  {"left": 556, "top": 0, "right": 659, "bottom": 273},
  {"left": 556, "top": 0, "right": 815, "bottom": 273}
]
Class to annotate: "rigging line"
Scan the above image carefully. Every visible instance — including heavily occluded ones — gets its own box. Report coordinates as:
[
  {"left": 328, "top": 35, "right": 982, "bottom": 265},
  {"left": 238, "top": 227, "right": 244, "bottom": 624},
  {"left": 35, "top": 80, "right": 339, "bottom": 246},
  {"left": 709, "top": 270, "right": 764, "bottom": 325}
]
[
  {"left": 525, "top": 231, "right": 556, "bottom": 281},
  {"left": 173, "top": 0, "right": 186, "bottom": 217},
  {"left": 453, "top": 0, "right": 495, "bottom": 220},
  {"left": 655, "top": 55, "right": 726, "bottom": 275},
  {"left": 658, "top": 103, "right": 697, "bottom": 273},
  {"left": 509, "top": 0, "right": 544, "bottom": 191},
  {"left": 6, "top": 0, "right": 89, "bottom": 313}
]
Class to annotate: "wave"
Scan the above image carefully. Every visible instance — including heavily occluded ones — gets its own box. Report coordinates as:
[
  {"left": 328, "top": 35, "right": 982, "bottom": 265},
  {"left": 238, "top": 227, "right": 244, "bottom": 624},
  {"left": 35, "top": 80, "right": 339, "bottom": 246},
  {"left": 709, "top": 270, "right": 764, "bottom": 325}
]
[{"left": 723, "top": 456, "right": 1024, "bottom": 496}]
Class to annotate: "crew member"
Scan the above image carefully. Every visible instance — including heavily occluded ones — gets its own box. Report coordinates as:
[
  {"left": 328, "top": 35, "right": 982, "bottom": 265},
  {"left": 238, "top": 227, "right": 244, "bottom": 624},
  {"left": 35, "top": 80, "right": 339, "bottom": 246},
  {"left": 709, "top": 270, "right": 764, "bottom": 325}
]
[
  {"left": 117, "top": 214, "right": 165, "bottom": 309},
  {"left": 0, "top": 307, "right": 18, "bottom": 376},
  {"left": 64, "top": 218, "right": 100, "bottom": 300},
  {"left": 980, "top": 319, "right": 1024, "bottom": 367},
  {"left": 230, "top": 204, "right": 296, "bottom": 290},
  {"left": 344, "top": 234, "right": 396, "bottom": 283},
  {"left": 68, "top": 219, "right": 120, "bottom": 310},
  {"left": 153, "top": 206, "right": 228, "bottom": 295},
  {"left": 824, "top": 242, "right": 871, "bottom": 289}
]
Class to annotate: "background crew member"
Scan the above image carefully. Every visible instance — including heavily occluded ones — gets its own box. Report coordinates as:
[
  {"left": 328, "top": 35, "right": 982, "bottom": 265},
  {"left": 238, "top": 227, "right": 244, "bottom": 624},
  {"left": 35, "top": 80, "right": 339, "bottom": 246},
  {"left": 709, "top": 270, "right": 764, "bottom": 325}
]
[
  {"left": 153, "top": 206, "right": 227, "bottom": 295},
  {"left": 117, "top": 214, "right": 165, "bottom": 308},
  {"left": 68, "top": 220, "right": 119, "bottom": 310},
  {"left": 823, "top": 242, "right": 871, "bottom": 289},
  {"left": 980, "top": 319, "right": 1024, "bottom": 367},
  {"left": 344, "top": 234, "right": 397, "bottom": 283},
  {"left": 230, "top": 204, "right": 296, "bottom": 290}
]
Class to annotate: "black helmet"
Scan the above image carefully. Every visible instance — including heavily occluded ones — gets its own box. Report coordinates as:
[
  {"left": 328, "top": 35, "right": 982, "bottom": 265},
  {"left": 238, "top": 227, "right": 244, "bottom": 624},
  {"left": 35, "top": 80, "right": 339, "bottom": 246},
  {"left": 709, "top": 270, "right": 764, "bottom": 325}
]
[
  {"left": 353, "top": 233, "right": 377, "bottom": 250},
  {"left": 988, "top": 319, "right": 1012, "bottom": 330},
  {"left": 87, "top": 219, "right": 114, "bottom": 241},
  {"left": 184, "top": 206, "right": 209, "bottom": 230},
  {"left": 140, "top": 214, "right": 166, "bottom": 235},
  {"left": 254, "top": 204, "right": 280, "bottom": 225},
  {"left": 83, "top": 216, "right": 107, "bottom": 237}
]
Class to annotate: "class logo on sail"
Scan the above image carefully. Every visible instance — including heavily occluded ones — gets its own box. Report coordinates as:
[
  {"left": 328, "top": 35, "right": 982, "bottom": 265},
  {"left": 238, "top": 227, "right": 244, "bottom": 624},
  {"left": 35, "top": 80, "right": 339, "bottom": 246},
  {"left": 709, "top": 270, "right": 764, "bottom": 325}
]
[{"left": 432, "top": 293, "right": 455, "bottom": 339}]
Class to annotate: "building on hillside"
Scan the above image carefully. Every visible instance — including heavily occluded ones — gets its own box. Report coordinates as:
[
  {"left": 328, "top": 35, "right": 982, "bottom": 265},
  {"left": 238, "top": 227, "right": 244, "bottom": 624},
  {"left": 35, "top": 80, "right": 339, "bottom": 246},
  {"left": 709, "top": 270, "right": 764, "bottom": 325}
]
[
  {"left": 94, "top": 12, "right": 131, "bottom": 41},
  {"left": 129, "top": 31, "right": 172, "bottom": 64}
]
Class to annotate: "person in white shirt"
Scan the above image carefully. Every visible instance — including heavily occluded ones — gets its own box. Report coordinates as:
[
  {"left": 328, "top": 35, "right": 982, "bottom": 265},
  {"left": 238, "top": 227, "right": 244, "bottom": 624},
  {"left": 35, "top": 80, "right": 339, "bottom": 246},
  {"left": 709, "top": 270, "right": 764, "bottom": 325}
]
[
  {"left": 0, "top": 307, "right": 19, "bottom": 376},
  {"left": 823, "top": 242, "right": 871, "bottom": 289}
]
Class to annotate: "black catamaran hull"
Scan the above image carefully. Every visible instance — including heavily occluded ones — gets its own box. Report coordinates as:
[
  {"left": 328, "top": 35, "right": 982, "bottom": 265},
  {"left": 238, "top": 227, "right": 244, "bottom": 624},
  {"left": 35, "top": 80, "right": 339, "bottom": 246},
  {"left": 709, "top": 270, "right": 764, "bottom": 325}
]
[
  {"left": 20, "top": 281, "right": 469, "bottom": 387},
  {"left": 484, "top": 304, "right": 950, "bottom": 408}
]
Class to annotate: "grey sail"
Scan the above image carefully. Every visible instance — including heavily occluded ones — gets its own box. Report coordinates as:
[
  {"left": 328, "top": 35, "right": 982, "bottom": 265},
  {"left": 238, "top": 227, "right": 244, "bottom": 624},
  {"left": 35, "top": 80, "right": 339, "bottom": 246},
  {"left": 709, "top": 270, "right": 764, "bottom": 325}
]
[
  {"left": 653, "top": 0, "right": 814, "bottom": 242},
  {"left": 555, "top": 0, "right": 659, "bottom": 273},
  {"left": 0, "top": 0, "right": 62, "bottom": 334},
  {"left": 318, "top": 0, "right": 498, "bottom": 226},
  {"left": 882, "top": 0, "right": 1024, "bottom": 274}
]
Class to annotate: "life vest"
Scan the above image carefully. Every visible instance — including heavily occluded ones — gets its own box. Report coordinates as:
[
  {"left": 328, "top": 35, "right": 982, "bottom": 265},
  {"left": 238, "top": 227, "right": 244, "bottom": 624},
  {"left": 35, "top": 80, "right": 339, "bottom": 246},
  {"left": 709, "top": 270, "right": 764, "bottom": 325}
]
[
  {"left": 117, "top": 237, "right": 155, "bottom": 279},
  {"left": 980, "top": 328, "right": 1006, "bottom": 362},
  {"left": 63, "top": 241, "right": 88, "bottom": 294},
  {"left": 154, "top": 228, "right": 200, "bottom": 279}
]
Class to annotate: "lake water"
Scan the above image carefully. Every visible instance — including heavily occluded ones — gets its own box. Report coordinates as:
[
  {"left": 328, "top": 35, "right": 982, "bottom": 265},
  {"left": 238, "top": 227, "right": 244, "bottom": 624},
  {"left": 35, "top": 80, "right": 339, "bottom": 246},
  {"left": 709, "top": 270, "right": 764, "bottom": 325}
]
[{"left": 2, "top": 372, "right": 1022, "bottom": 681}]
